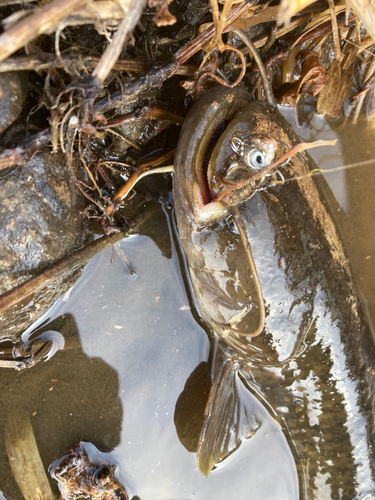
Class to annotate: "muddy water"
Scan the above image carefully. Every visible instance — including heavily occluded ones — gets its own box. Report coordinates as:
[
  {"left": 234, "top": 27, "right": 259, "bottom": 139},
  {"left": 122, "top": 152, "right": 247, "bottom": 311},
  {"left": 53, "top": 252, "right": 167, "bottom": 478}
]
[{"left": 0, "top": 111, "right": 375, "bottom": 500}]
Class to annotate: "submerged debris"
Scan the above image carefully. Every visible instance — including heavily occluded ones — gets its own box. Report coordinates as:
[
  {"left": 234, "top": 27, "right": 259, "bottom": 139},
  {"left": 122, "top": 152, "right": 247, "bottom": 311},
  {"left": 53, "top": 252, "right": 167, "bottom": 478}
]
[{"left": 52, "top": 443, "right": 128, "bottom": 500}]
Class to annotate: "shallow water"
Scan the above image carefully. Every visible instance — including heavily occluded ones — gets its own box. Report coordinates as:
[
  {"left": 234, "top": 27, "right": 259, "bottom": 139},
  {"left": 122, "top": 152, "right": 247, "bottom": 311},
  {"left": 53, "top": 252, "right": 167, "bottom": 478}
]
[
  {"left": 281, "top": 109, "right": 375, "bottom": 336},
  {"left": 0, "top": 111, "right": 375, "bottom": 500}
]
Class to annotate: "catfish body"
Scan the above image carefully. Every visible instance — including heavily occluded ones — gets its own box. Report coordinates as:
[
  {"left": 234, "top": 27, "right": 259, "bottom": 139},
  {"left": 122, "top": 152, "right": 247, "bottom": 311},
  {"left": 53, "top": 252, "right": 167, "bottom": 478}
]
[{"left": 173, "top": 86, "right": 375, "bottom": 497}]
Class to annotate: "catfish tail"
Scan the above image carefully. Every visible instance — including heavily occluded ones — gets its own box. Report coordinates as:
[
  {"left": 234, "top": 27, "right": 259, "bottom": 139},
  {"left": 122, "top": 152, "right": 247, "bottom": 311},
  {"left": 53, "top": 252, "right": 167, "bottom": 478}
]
[{"left": 197, "top": 345, "right": 261, "bottom": 477}]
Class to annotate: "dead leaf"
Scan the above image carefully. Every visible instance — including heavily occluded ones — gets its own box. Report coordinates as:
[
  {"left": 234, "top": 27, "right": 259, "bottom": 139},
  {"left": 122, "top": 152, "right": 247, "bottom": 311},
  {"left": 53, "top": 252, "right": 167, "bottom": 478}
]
[
  {"left": 275, "top": 50, "right": 326, "bottom": 105},
  {"left": 230, "top": 4, "right": 279, "bottom": 30},
  {"left": 278, "top": 0, "right": 317, "bottom": 25},
  {"left": 317, "top": 37, "right": 359, "bottom": 116},
  {"left": 149, "top": 0, "right": 177, "bottom": 26}
]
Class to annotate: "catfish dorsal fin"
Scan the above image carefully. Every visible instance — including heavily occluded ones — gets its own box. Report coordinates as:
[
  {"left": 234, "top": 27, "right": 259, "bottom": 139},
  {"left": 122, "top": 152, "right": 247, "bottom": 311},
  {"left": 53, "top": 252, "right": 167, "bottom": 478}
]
[{"left": 197, "top": 346, "right": 261, "bottom": 477}]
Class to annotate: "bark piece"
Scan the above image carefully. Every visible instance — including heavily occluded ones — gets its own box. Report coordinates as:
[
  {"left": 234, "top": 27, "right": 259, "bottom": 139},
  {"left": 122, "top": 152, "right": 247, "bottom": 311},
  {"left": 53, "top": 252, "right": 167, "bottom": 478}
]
[{"left": 5, "top": 413, "right": 55, "bottom": 500}]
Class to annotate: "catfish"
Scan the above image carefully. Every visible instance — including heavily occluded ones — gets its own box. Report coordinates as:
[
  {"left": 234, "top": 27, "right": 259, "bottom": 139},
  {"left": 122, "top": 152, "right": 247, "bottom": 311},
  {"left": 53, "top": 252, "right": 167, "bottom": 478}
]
[{"left": 173, "top": 85, "right": 375, "bottom": 497}]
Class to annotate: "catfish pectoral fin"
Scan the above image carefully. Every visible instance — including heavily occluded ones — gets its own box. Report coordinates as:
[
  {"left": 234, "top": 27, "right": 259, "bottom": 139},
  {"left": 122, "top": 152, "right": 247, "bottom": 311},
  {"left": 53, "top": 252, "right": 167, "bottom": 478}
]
[{"left": 197, "top": 348, "right": 261, "bottom": 477}]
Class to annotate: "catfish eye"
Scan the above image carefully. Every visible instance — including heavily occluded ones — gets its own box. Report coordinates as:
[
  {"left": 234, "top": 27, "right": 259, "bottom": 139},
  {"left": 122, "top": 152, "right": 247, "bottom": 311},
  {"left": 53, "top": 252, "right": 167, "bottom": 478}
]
[{"left": 248, "top": 150, "right": 266, "bottom": 169}]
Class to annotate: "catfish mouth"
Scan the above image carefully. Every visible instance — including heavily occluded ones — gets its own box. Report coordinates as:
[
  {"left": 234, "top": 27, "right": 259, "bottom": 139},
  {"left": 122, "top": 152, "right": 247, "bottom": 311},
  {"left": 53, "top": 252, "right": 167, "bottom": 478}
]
[
  {"left": 195, "top": 118, "right": 229, "bottom": 206},
  {"left": 194, "top": 114, "right": 279, "bottom": 207}
]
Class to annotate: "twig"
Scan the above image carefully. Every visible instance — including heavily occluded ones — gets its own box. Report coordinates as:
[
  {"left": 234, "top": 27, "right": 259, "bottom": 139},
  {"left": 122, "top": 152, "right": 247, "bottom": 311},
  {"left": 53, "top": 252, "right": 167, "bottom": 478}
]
[
  {"left": 92, "top": 0, "right": 147, "bottom": 86},
  {"left": 290, "top": 10, "right": 347, "bottom": 48},
  {"left": 0, "top": 229, "right": 130, "bottom": 314},
  {"left": 93, "top": 59, "right": 181, "bottom": 113},
  {"left": 5, "top": 414, "right": 56, "bottom": 499},
  {"left": 77, "top": 132, "right": 102, "bottom": 196},
  {"left": 0, "top": 207, "right": 162, "bottom": 313},
  {"left": 328, "top": 0, "right": 342, "bottom": 61},
  {"left": 0, "top": 129, "right": 51, "bottom": 172},
  {"left": 100, "top": 106, "right": 185, "bottom": 129},
  {"left": 0, "top": 54, "right": 197, "bottom": 76},
  {"left": 208, "top": 0, "right": 234, "bottom": 52},
  {"left": 0, "top": 0, "right": 35, "bottom": 5},
  {"left": 113, "top": 164, "right": 174, "bottom": 203},
  {"left": 95, "top": 1, "right": 256, "bottom": 113},
  {"left": 103, "top": 152, "right": 175, "bottom": 221},
  {"left": 175, "top": 1, "right": 256, "bottom": 65}
]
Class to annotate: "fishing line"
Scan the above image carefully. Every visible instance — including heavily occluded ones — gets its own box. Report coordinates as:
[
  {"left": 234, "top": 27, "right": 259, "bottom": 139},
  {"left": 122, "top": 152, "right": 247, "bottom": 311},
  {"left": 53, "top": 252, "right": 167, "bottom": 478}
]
[{"left": 280, "top": 157, "right": 375, "bottom": 185}]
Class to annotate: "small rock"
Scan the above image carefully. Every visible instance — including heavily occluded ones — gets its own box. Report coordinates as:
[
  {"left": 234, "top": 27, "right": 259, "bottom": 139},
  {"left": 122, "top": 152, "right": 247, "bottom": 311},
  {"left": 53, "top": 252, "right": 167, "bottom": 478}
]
[
  {"left": 0, "top": 149, "right": 90, "bottom": 339},
  {"left": 0, "top": 72, "right": 28, "bottom": 134}
]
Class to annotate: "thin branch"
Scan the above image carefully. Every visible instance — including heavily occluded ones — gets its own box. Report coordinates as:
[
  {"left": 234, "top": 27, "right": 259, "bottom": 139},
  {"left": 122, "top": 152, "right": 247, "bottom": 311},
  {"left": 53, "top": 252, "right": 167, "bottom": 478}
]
[
  {"left": 0, "top": 129, "right": 51, "bottom": 172},
  {"left": 92, "top": 0, "right": 147, "bottom": 86},
  {"left": 0, "top": 222, "right": 148, "bottom": 313},
  {"left": 174, "top": 1, "right": 257, "bottom": 65},
  {"left": 328, "top": 0, "right": 342, "bottom": 61},
  {"left": 0, "top": 54, "right": 197, "bottom": 76},
  {"left": 95, "top": 1, "right": 257, "bottom": 113}
]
